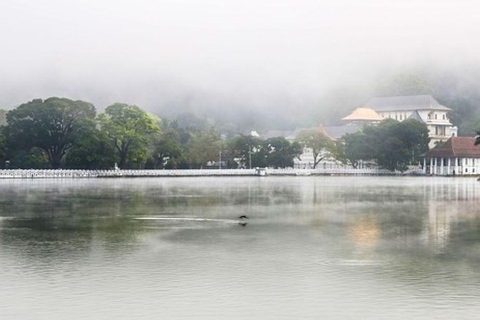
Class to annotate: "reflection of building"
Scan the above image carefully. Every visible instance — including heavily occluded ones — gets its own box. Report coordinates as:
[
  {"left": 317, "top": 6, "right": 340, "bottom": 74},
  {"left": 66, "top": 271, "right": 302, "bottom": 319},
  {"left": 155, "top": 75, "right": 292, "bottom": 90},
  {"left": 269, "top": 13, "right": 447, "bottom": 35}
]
[
  {"left": 348, "top": 218, "right": 380, "bottom": 248},
  {"left": 363, "top": 95, "right": 457, "bottom": 148},
  {"left": 421, "top": 136, "right": 480, "bottom": 175}
]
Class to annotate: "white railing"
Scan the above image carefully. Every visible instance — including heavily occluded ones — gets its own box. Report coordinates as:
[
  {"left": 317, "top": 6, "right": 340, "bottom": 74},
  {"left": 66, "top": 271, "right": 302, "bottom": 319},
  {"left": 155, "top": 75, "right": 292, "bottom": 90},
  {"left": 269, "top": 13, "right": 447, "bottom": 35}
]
[{"left": 0, "top": 168, "right": 424, "bottom": 179}]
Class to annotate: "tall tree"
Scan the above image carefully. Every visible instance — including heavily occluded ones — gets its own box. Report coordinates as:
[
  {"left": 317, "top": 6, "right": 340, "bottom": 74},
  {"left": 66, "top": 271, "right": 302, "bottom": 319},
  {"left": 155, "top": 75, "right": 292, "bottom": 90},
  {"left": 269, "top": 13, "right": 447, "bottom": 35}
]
[
  {"left": 296, "top": 130, "right": 335, "bottom": 169},
  {"left": 263, "top": 137, "right": 302, "bottom": 168},
  {"left": 341, "top": 119, "right": 430, "bottom": 171},
  {"left": 228, "top": 134, "right": 264, "bottom": 168},
  {"left": 65, "top": 119, "right": 117, "bottom": 169},
  {"left": 0, "top": 128, "right": 6, "bottom": 168},
  {"left": 98, "top": 103, "right": 160, "bottom": 169},
  {"left": 342, "top": 132, "right": 375, "bottom": 168},
  {"left": 6, "top": 97, "right": 96, "bottom": 168},
  {"left": 150, "top": 121, "right": 184, "bottom": 169},
  {"left": 187, "top": 129, "right": 223, "bottom": 168}
]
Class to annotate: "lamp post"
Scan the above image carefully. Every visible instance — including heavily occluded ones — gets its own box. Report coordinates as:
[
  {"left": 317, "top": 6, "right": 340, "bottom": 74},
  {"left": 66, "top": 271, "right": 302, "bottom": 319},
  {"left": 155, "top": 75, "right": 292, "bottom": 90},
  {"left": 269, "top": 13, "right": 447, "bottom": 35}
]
[{"left": 219, "top": 151, "right": 222, "bottom": 170}]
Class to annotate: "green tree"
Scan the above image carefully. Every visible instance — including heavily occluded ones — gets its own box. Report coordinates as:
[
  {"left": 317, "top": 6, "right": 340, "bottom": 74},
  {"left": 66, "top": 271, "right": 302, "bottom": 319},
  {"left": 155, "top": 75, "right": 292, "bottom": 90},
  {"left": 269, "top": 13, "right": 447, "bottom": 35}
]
[
  {"left": 150, "top": 121, "right": 184, "bottom": 169},
  {"left": 342, "top": 132, "right": 375, "bottom": 167},
  {"left": 0, "top": 110, "right": 7, "bottom": 127},
  {"left": 0, "top": 128, "right": 6, "bottom": 168},
  {"left": 342, "top": 119, "right": 429, "bottom": 171},
  {"left": 6, "top": 97, "right": 96, "bottom": 168},
  {"left": 187, "top": 129, "right": 223, "bottom": 168},
  {"left": 8, "top": 147, "right": 48, "bottom": 169},
  {"left": 98, "top": 103, "right": 160, "bottom": 169},
  {"left": 65, "top": 119, "right": 117, "bottom": 169},
  {"left": 228, "top": 134, "right": 264, "bottom": 168},
  {"left": 296, "top": 130, "right": 335, "bottom": 168},
  {"left": 263, "top": 137, "right": 302, "bottom": 168}
]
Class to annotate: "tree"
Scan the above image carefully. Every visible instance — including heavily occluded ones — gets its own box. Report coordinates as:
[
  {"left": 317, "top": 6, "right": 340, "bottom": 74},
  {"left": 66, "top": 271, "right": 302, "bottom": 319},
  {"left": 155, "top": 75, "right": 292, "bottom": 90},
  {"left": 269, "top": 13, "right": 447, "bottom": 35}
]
[
  {"left": 342, "top": 119, "right": 430, "bottom": 171},
  {"left": 65, "top": 119, "right": 117, "bottom": 169},
  {"left": 150, "top": 121, "right": 184, "bottom": 169},
  {"left": 6, "top": 97, "right": 96, "bottom": 168},
  {"left": 342, "top": 132, "right": 375, "bottom": 168},
  {"left": 98, "top": 103, "right": 160, "bottom": 169},
  {"left": 228, "top": 134, "right": 264, "bottom": 168},
  {"left": 187, "top": 129, "right": 223, "bottom": 168},
  {"left": 0, "top": 128, "right": 6, "bottom": 168},
  {"left": 296, "top": 130, "right": 335, "bottom": 168},
  {"left": 0, "top": 110, "right": 7, "bottom": 127},
  {"left": 263, "top": 137, "right": 302, "bottom": 168}
]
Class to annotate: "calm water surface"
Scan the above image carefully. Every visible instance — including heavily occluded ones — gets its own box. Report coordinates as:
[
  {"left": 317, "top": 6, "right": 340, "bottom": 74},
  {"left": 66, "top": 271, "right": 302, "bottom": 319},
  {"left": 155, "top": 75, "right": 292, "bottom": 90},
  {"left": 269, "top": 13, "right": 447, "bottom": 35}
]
[{"left": 1, "top": 176, "right": 480, "bottom": 319}]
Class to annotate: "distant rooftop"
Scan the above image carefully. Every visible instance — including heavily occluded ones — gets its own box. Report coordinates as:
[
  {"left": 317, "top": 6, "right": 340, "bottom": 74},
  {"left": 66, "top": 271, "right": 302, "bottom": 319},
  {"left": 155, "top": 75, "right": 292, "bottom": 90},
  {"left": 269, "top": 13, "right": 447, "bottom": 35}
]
[
  {"left": 341, "top": 108, "right": 383, "bottom": 122},
  {"left": 422, "top": 137, "right": 480, "bottom": 158},
  {"left": 364, "top": 95, "right": 451, "bottom": 112}
]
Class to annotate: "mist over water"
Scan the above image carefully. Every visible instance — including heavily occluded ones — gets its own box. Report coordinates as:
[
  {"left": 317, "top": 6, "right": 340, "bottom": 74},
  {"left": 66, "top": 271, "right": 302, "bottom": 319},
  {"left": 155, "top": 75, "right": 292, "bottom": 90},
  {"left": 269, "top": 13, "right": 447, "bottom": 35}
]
[
  {"left": 1, "top": 177, "right": 480, "bottom": 319},
  {"left": 2, "top": 1, "right": 480, "bottom": 129}
]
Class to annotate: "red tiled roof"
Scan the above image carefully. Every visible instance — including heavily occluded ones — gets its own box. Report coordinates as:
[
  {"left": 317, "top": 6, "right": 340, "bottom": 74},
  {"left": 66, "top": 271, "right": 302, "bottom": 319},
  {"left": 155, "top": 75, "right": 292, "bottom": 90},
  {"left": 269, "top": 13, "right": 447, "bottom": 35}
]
[{"left": 422, "top": 137, "right": 480, "bottom": 158}]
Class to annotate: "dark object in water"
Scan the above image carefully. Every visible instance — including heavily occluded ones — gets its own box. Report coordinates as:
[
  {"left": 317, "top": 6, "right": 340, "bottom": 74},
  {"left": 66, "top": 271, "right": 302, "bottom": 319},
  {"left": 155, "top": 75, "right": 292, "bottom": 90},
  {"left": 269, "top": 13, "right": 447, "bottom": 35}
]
[{"left": 238, "top": 215, "right": 249, "bottom": 219}]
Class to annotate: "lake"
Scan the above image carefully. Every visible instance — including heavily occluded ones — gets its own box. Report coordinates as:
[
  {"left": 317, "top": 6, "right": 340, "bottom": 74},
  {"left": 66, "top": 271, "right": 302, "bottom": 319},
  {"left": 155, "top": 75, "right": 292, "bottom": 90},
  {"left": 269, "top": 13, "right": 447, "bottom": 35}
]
[{"left": 1, "top": 176, "right": 480, "bottom": 319}]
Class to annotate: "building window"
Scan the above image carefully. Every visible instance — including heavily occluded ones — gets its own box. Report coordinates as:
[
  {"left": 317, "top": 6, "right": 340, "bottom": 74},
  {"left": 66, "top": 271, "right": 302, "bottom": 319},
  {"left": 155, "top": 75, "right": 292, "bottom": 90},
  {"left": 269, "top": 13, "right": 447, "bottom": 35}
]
[
  {"left": 458, "top": 158, "right": 461, "bottom": 166},
  {"left": 435, "top": 114, "right": 438, "bottom": 119},
  {"left": 443, "top": 114, "right": 446, "bottom": 120},
  {"left": 466, "top": 168, "right": 468, "bottom": 173}
]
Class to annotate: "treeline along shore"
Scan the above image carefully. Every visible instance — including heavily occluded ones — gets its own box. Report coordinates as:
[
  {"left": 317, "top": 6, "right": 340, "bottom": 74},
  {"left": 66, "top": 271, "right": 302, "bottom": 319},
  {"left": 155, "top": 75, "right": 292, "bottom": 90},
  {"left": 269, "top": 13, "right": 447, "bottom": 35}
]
[{"left": 0, "top": 96, "right": 436, "bottom": 172}]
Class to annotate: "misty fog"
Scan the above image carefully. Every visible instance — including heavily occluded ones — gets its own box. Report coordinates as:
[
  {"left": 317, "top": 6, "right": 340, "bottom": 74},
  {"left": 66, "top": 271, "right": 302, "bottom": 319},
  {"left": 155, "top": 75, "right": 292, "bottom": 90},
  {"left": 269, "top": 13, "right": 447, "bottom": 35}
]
[{"left": 1, "top": 0, "right": 480, "bottom": 131}]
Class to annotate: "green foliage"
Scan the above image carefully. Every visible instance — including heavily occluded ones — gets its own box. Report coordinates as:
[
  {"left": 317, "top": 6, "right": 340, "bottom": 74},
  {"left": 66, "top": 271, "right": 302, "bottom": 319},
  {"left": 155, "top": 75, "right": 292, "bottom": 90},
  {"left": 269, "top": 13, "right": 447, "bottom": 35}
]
[
  {"left": 187, "top": 129, "right": 223, "bottom": 168},
  {"left": 263, "top": 137, "right": 302, "bottom": 168},
  {"left": 8, "top": 147, "right": 49, "bottom": 169},
  {"left": 0, "top": 128, "right": 6, "bottom": 167},
  {"left": 0, "top": 110, "right": 7, "bottom": 127},
  {"left": 65, "top": 119, "right": 117, "bottom": 169},
  {"left": 296, "top": 130, "right": 335, "bottom": 168},
  {"left": 99, "top": 103, "right": 160, "bottom": 169},
  {"left": 342, "top": 132, "right": 375, "bottom": 167},
  {"left": 6, "top": 97, "right": 96, "bottom": 168},
  {"left": 342, "top": 119, "right": 430, "bottom": 171},
  {"left": 228, "top": 134, "right": 264, "bottom": 168},
  {"left": 149, "top": 120, "right": 184, "bottom": 169}
]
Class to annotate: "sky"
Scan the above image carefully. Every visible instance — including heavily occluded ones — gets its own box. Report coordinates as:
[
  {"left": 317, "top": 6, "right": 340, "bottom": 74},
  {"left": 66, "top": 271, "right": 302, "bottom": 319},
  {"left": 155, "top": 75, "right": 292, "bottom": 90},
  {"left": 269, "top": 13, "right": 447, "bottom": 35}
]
[{"left": 1, "top": 0, "right": 480, "bottom": 121}]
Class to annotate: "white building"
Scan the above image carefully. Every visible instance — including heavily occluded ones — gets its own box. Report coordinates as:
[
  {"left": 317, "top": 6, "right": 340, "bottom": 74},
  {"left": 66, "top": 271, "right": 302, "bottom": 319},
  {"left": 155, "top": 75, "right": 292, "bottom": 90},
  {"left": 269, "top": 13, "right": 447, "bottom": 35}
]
[
  {"left": 421, "top": 136, "right": 480, "bottom": 175},
  {"left": 364, "top": 95, "right": 457, "bottom": 148}
]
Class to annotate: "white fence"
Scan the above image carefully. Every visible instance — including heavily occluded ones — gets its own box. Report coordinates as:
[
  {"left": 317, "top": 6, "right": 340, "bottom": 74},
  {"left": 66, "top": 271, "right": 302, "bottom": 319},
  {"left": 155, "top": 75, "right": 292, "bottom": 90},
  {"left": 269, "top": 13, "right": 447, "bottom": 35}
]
[{"left": 0, "top": 168, "right": 424, "bottom": 179}]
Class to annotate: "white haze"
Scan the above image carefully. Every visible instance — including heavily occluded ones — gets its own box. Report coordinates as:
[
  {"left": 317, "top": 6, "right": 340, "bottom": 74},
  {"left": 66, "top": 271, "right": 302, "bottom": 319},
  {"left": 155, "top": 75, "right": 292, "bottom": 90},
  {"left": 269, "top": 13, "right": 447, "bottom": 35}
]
[{"left": 1, "top": 0, "right": 480, "bottom": 126}]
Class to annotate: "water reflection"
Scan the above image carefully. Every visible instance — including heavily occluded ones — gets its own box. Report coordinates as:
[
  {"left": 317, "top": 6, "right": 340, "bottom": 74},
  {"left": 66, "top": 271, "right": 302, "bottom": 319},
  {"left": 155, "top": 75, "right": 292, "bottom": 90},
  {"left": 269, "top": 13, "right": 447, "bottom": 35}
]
[{"left": 1, "top": 177, "right": 480, "bottom": 319}]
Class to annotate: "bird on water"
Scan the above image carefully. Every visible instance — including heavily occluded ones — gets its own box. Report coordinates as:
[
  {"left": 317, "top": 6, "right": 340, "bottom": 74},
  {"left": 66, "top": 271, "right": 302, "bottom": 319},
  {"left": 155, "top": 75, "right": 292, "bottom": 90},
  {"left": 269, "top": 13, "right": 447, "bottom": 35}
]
[{"left": 238, "top": 215, "right": 248, "bottom": 219}]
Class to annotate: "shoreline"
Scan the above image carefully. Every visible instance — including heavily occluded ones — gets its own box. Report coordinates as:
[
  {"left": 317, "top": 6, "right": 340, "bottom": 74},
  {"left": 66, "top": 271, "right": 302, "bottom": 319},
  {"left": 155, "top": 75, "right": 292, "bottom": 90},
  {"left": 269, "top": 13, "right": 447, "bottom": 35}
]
[{"left": 0, "top": 168, "right": 431, "bottom": 179}]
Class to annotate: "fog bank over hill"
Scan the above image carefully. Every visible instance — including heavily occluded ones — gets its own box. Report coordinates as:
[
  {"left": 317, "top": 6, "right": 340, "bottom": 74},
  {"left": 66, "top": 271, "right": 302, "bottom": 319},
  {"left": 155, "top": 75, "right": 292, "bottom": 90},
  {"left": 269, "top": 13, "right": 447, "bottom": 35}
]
[{"left": 1, "top": 0, "right": 480, "bottom": 132}]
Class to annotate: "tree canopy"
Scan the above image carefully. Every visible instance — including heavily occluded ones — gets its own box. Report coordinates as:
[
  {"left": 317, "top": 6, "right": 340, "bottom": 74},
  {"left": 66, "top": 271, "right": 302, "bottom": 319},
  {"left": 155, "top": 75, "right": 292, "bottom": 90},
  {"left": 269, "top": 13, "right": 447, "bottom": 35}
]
[
  {"left": 6, "top": 97, "right": 96, "bottom": 168},
  {"left": 342, "top": 119, "right": 430, "bottom": 171},
  {"left": 296, "top": 130, "right": 335, "bottom": 168},
  {"left": 99, "top": 103, "right": 160, "bottom": 169}
]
